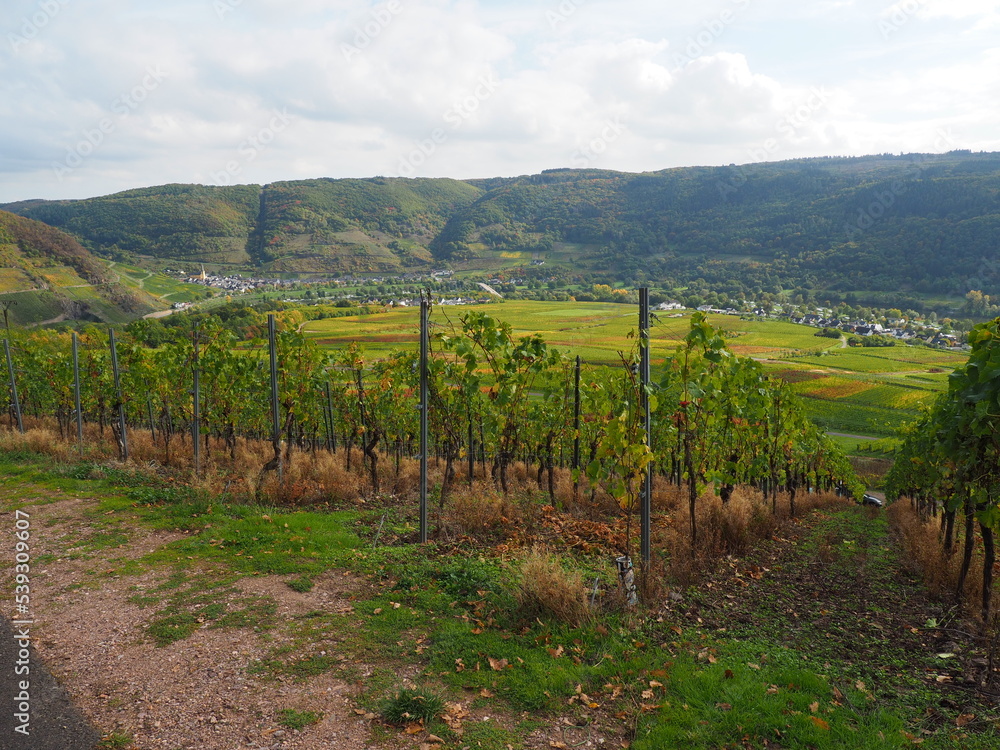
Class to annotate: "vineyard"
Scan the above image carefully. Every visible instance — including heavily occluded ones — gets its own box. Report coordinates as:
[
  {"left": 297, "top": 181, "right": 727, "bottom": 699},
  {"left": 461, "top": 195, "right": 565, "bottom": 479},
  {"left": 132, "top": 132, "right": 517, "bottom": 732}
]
[
  {"left": 2, "top": 302, "right": 861, "bottom": 579},
  {"left": 887, "top": 317, "right": 1000, "bottom": 631},
  {"left": 772, "top": 349, "right": 963, "bottom": 438},
  {"left": 300, "top": 300, "right": 836, "bottom": 363},
  {"left": 11, "top": 304, "right": 1000, "bottom": 749}
]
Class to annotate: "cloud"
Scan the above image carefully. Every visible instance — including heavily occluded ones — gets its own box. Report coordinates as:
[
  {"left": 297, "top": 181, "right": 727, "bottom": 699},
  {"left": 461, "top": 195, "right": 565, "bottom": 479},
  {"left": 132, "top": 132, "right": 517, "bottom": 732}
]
[{"left": 0, "top": 0, "right": 997, "bottom": 201}]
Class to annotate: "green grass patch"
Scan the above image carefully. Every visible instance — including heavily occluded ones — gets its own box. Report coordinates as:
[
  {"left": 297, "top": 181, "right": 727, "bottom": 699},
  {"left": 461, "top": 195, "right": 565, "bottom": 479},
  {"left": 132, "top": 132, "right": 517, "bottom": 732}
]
[
  {"left": 1, "top": 290, "right": 64, "bottom": 325},
  {"left": 95, "top": 733, "right": 134, "bottom": 750},
  {"left": 287, "top": 574, "right": 314, "bottom": 592},
  {"left": 633, "top": 646, "right": 908, "bottom": 749},
  {"left": 250, "top": 652, "right": 341, "bottom": 680},
  {"left": 788, "top": 346, "right": 964, "bottom": 374},
  {"left": 380, "top": 688, "right": 444, "bottom": 725},
  {"left": 276, "top": 708, "right": 324, "bottom": 730}
]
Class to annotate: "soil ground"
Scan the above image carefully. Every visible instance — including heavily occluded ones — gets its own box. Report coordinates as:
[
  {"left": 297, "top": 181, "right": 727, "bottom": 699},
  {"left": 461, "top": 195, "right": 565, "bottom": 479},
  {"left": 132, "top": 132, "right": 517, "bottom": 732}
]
[{"left": 2, "top": 467, "right": 999, "bottom": 749}]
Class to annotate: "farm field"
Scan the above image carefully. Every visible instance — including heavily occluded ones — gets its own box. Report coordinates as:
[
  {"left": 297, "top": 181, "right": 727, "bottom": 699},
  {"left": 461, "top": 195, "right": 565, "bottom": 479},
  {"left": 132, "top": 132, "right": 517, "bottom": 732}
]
[
  {"left": 785, "top": 346, "right": 963, "bottom": 373},
  {"left": 763, "top": 345, "right": 966, "bottom": 438},
  {"left": 301, "top": 300, "right": 964, "bottom": 442},
  {"left": 301, "top": 301, "right": 837, "bottom": 363}
]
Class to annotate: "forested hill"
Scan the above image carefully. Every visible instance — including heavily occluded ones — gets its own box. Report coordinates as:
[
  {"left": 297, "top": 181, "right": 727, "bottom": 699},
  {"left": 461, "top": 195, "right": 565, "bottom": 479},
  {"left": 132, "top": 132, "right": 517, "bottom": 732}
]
[
  {"left": 4, "top": 151, "right": 1000, "bottom": 298},
  {"left": 434, "top": 152, "right": 1000, "bottom": 298},
  {"left": 2, "top": 179, "right": 481, "bottom": 275},
  {"left": 0, "top": 211, "right": 160, "bottom": 326}
]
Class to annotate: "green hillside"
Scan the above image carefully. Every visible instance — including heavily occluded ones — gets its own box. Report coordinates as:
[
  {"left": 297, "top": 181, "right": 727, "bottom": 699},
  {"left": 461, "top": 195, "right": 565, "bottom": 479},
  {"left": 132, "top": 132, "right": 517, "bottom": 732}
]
[
  {"left": 0, "top": 210, "right": 165, "bottom": 325},
  {"left": 4, "top": 178, "right": 481, "bottom": 276},
  {"left": 4, "top": 152, "right": 1000, "bottom": 302},
  {"left": 433, "top": 154, "right": 1000, "bottom": 300},
  {"left": 3, "top": 184, "right": 261, "bottom": 268},
  {"left": 256, "top": 177, "right": 481, "bottom": 273}
]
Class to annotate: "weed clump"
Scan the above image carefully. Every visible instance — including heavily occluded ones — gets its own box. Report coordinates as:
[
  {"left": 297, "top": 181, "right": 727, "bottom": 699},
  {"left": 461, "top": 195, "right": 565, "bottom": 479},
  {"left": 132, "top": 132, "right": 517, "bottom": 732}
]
[
  {"left": 276, "top": 708, "right": 323, "bottom": 730},
  {"left": 287, "top": 575, "right": 314, "bottom": 593},
  {"left": 380, "top": 688, "right": 443, "bottom": 725},
  {"left": 513, "top": 548, "right": 590, "bottom": 627}
]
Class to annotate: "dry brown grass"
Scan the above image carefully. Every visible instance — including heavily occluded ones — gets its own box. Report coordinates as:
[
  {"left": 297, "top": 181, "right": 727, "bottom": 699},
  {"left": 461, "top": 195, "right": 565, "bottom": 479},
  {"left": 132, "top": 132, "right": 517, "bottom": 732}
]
[
  {"left": 439, "top": 485, "right": 521, "bottom": 539},
  {"left": 513, "top": 547, "right": 590, "bottom": 627},
  {"left": 888, "top": 500, "right": 980, "bottom": 610},
  {"left": 308, "top": 449, "right": 370, "bottom": 504},
  {"left": 387, "top": 459, "right": 421, "bottom": 497},
  {"left": 652, "top": 477, "right": 685, "bottom": 513},
  {"left": 658, "top": 487, "right": 853, "bottom": 586}
]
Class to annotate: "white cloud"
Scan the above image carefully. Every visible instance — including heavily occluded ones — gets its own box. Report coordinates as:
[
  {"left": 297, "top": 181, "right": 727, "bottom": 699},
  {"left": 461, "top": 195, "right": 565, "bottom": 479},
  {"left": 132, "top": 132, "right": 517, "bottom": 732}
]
[{"left": 0, "top": 0, "right": 996, "bottom": 201}]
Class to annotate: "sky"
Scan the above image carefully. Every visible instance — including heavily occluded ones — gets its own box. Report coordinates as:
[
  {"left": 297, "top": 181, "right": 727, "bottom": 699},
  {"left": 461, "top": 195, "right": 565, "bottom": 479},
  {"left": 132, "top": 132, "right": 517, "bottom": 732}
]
[{"left": 1, "top": 0, "right": 998, "bottom": 203}]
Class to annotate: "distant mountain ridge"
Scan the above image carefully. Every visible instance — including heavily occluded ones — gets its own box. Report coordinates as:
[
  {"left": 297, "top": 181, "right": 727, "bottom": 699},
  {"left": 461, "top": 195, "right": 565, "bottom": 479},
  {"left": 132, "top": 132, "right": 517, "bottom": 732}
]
[{"left": 4, "top": 151, "right": 1000, "bottom": 299}]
